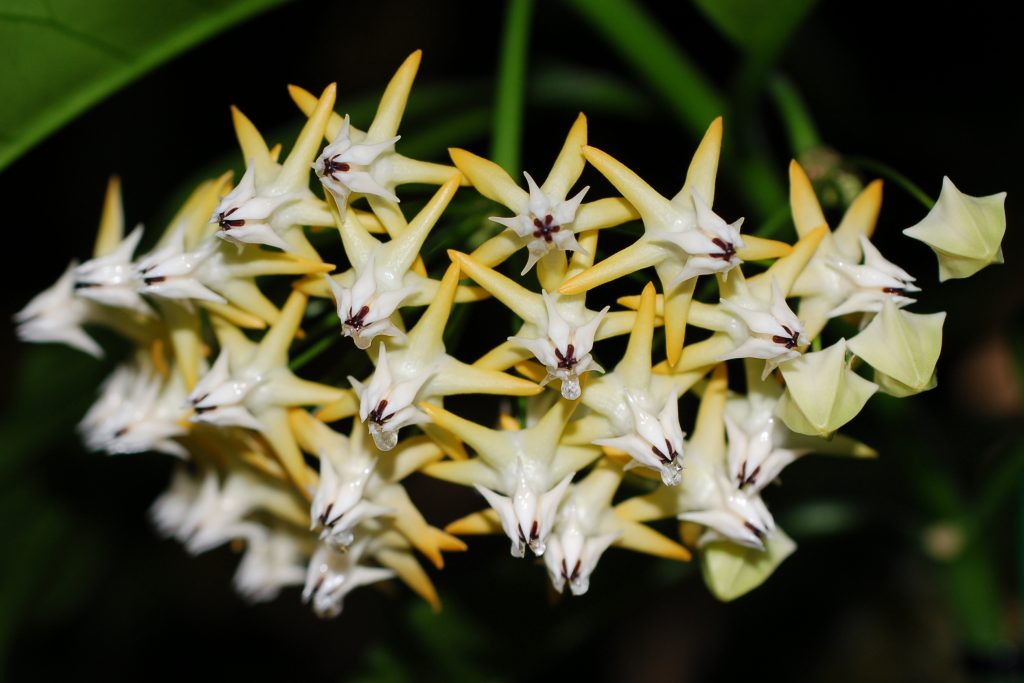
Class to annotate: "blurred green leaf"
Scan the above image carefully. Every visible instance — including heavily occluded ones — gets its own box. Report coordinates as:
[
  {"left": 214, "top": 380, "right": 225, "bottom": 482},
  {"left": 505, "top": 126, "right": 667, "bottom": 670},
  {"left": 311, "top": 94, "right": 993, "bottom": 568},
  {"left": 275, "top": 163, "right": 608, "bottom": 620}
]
[
  {"left": 692, "top": 0, "right": 819, "bottom": 60},
  {"left": 0, "top": 0, "right": 294, "bottom": 171}
]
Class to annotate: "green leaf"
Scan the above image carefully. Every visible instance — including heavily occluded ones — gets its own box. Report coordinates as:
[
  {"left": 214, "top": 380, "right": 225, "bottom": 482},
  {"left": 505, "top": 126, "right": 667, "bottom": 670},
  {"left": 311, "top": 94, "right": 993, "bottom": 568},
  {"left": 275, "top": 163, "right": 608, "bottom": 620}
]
[
  {"left": 692, "top": 0, "right": 819, "bottom": 60},
  {"left": 0, "top": 0, "right": 294, "bottom": 171}
]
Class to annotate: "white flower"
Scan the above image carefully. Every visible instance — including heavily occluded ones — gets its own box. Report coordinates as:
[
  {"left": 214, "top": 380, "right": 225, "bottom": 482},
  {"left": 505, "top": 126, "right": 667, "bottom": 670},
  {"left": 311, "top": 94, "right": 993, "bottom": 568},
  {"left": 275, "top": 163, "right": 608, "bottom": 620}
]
[
  {"left": 188, "top": 350, "right": 266, "bottom": 432},
  {"left": 313, "top": 114, "right": 400, "bottom": 207},
  {"left": 594, "top": 391, "right": 685, "bottom": 486},
  {"left": 490, "top": 172, "right": 590, "bottom": 274},
  {"left": 310, "top": 432, "right": 392, "bottom": 549},
  {"left": 903, "top": 176, "right": 1006, "bottom": 281},
  {"left": 475, "top": 467, "right": 573, "bottom": 558},
  {"left": 349, "top": 345, "right": 433, "bottom": 451},
  {"left": 719, "top": 279, "right": 808, "bottom": 378},
  {"left": 302, "top": 539, "right": 394, "bottom": 619},
  {"left": 79, "top": 356, "right": 189, "bottom": 458},
  {"left": 827, "top": 234, "right": 919, "bottom": 317},
  {"left": 150, "top": 466, "right": 205, "bottom": 543},
  {"left": 233, "top": 528, "right": 309, "bottom": 603},
  {"left": 658, "top": 192, "right": 746, "bottom": 286},
  {"left": 14, "top": 261, "right": 103, "bottom": 357},
  {"left": 543, "top": 498, "right": 619, "bottom": 596},
  {"left": 210, "top": 163, "right": 303, "bottom": 252},
  {"left": 73, "top": 225, "right": 151, "bottom": 315},
  {"left": 137, "top": 233, "right": 228, "bottom": 304},
  {"left": 509, "top": 290, "right": 607, "bottom": 400},
  {"left": 326, "top": 255, "right": 414, "bottom": 350}
]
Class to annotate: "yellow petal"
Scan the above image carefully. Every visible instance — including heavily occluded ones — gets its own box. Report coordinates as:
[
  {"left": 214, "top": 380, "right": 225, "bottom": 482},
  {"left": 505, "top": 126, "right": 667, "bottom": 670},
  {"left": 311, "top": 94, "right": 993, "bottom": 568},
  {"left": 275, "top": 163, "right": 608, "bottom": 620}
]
[
  {"left": 747, "top": 225, "right": 827, "bottom": 299},
  {"left": 473, "top": 340, "right": 534, "bottom": 372},
  {"left": 313, "top": 390, "right": 360, "bottom": 423},
  {"left": 541, "top": 112, "right": 587, "bottom": 199},
  {"left": 660, "top": 274, "right": 696, "bottom": 367},
  {"left": 277, "top": 83, "right": 337, "bottom": 192},
  {"left": 430, "top": 358, "right": 542, "bottom": 398},
  {"left": 230, "top": 106, "right": 276, "bottom": 182},
  {"left": 405, "top": 263, "right": 459, "bottom": 364},
  {"left": 614, "top": 485, "right": 679, "bottom": 522},
  {"left": 467, "top": 231, "right": 524, "bottom": 269},
  {"left": 387, "top": 154, "right": 465, "bottom": 186},
  {"left": 616, "top": 282, "right": 657, "bottom": 388},
  {"left": 260, "top": 407, "right": 316, "bottom": 497},
  {"left": 94, "top": 176, "right": 124, "bottom": 258},
  {"left": 449, "top": 250, "right": 545, "bottom": 323},
  {"left": 387, "top": 176, "right": 461, "bottom": 275},
  {"left": 252, "top": 290, "right": 306, "bottom": 371},
  {"left": 788, "top": 160, "right": 828, "bottom": 237},
  {"left": 449, "top": 147, "right": 528, "bottom": 209},
  {"left": 736, "top": 235, "right": 792, "bottom": 261},
  {"left": 368, "top": 50, "right": 421, "bottom": 140},
  {"left": 558, "top": 239, "right": 665, "bottom": 295},
  {"left": 374, "top": 544, "right": 441, "bottom": 612},
  {"left": 616, "top": 519, "right": 692, "bottom": 561},
  {"left": 833, "top": 179, "right": 883, "bottom": 253},
  {"left": 674, "top": 116, "right": 722, "bottom": 206},
  {"left": 573, "top": 197, "right": 640, "bottom": 233},
  {"left": 582, "top": 145, "right": 676, "bottom": 226},
  {"left": 445, "top": 508, "right": 503, "bottom": 536}
]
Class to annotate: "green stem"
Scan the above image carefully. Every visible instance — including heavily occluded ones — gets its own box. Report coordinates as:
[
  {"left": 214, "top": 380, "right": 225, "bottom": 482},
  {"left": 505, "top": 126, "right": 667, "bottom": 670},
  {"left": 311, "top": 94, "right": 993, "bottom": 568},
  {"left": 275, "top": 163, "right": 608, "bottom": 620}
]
[
  {"left": 767, "top": 76, "right": 822, "bottom": 156},
  {"left": 289, "top": 334, "right": 339, "bottom": 372},
  {"left": 491, "top": 0, "right": 535, "bottom": 175},
  {"left": 847, "top": 157, "right": 935, "bottom": 210}
]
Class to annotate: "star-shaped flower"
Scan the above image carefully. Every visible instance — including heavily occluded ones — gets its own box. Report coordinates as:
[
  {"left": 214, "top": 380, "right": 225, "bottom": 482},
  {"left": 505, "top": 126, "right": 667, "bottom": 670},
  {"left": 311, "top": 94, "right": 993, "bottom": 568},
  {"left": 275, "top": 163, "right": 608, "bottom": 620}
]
[
  {"left": 558, "top": 118, "right": 792, "bottom": 366},
  {"left": 233, "top": 525, "right": 309, "bottom": 603},
  {"left": 79, "top": 351, "right": 189, "bottom": 458},
  {"left": 290, "top": 408, "right": 466, "bottom": 568},
  {"left": 187, "top": 291, "right": 349, "bottom": 491},
  {"left": 450, "top": 113, "right": 639, "bottom": 273},
  {"left": 318, "top": 264, "right": 542, "bottom": 451},
  {"left": 903, "top": 176, "right": 1006, "bottom": 281},
  {"left": 14, "top": 261, "right": 105, "bottom": 357},
  {"left": 423, "top": 394, "right": 601, "bottom": 558},
  {"left": 450, "top": 240, "right": 647, "bottom": 400},
  {"left": 73, "top": 224, "right": 151, "bottom": 316},
  {"left": 302, "top": 537, "right": 396, "bottom": 618},
  {"left": 291, "top": 50, "right": 464, "bottom": 214},
  {"left": 212, "top": 85, "right": 339, "bottom": 257}
]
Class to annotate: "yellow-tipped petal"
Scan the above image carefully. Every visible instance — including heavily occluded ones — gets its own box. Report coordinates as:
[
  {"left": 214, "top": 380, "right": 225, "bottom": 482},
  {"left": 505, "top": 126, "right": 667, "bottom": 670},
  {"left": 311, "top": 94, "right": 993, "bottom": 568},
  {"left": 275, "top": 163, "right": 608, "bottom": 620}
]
[
  {"left": 736, "top": 235, "right": 793, "bottom": 261},
  {"left": 368, "top": 50, "right": 421, "bottom": 140},
  {"left": 582, "top": 145, "right": 676, "bottom": 226},
  {"left": 559, "top": 239, "right": 665, "bottom": 295},
  {"left": 338, "top": 208, "right": 380, "bottom": 271},
  {"left": 834, "top": 179, "right": 883, "bottom": 252},
  {"left": 614, "top": 485, "right": 678, "bottom": 522},
  {"left": 230, "top": 106, "right": 276, "bottom": 181},
  {"left": 512, "top": 360, "right": 547, "bottom": 384},
  {"left": 661, "top": 276, "right": 696, "bottom": 367},
  {"left": 573, "top": 197, "right": 641, "bottom": 233},
  {"left": 374, "top": 545, "right": 441, "bottom": 612},
  {"left": 421, "top": 423, "right": 468, "bottom": 461},
  {"left": 498, "top": 413, "right": 521, "bottom": 431},
  {"left": 423, "top": 456, "right": 505, "bottom": 490},
  {"left": 594, "top": 310, "right": 647, "bottom": 341},
  {"left": 561, "top": 413, "right": 615, "bottom": 445},
  {"left": 314, "top": 390, "right": 360, "bottom": 423},
  {"left": 430, "top": 358, "right": 542, "bottom": 398},
  {"left": 617, "top": 519, "right": 692, "bottom": 561},
  {"left": 352, "top": 208, "right": 386, "bottom": 234},
  {"left": 382, "top": 436, "right": 445, "bottom": 481},
  {"left": 159, "top": 301, "right": 202, "bottom": 390},
  {"left": 616, "top": 282, "right": 657, "bottom": 388},
  {"left": 389, "top": 176, "right": 461, "bottom": 275},
  {"left": 550, "top": 445, "right": 603, "bottom": 482},
  {"left": 215, "top": 280, "right": 281, "bottom": 327},
  {"left": 449, "top": 148, "right": 528, "bottom": 210},
  {"left": 675, "top": 116, "right": 722, "bottom": 206},
  {"left": 690, "top": 364, "right": 728, "bottom": 458},
  {"left": 292, "top": 276, "right": 329, "bottom": 298},
  {"left": 94, "top": 176, "right": 124, "bottom": 258},
  {"left": 387, "top": 155, "right": 466, "bottom": 187},
  {"left": 523, "top": 396, "right": 581, "bottom": 457},
  {"left": 287, "top": 407, "right": 335, "bottom": 456},
  {"left": 252, "top": 291, "right": 306, "bottom": 371},
  {"left": 701, "top": 527, "right": 796, "bottom": 602},
  {"left": 405, "top": 263, "right": 459, "bottom": 363},
  {"left": 273, "top": 374, "right": 347, "bottom": 408},
  {"left": 260, "top": 407, "right": 316, "bottom": 496},
  {"left": 446, "top": 509, "right": 503, "bottom": 536},
  {"left": 466, "top": 231, "right": 522, "bottom": 269},
  {"left": 449, "top": 250, "right": 545, "bottom": 323},
  {"left": 789, "top": 160, "right": 828, "bottom": 237},
  {"left": 748, "top": 225, "right": 827, "bottom": 299},
  {"left": 474, "top": 340, "right": 534, "bottom": 372},
  {"left": 420, "top": 403, "right": 511, "bottom": 469},
  {"left": 278, "top": 83, "right": 336, "bottom": 192},
  {"left": 366, "top": 195, "right": 408, "bottom": 238},
  {"left": 568, "top": 229, "right": 600, "bottom": 275},
  {"left": 541, "top": 112, "right": 587, "bottom": 199}
]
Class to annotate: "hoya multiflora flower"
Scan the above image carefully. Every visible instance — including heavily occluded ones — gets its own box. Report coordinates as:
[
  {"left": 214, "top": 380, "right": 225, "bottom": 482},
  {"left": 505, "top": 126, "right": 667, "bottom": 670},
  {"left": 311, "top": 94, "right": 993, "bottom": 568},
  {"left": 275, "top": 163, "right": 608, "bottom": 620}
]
[{"left": 16, "top": 44, "right": 1010, "bottom": 617}]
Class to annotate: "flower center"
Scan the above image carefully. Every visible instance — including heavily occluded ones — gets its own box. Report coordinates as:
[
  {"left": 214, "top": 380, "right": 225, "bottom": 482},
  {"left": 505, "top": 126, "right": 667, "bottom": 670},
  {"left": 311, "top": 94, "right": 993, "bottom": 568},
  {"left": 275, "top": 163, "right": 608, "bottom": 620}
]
[
  {"left": 368, "top": 400, "right": 393, "bottom": 426},
  {"left": 651, "top": 439, "right": 679, "bottom": 466},
  {"left": 554, "top": 343, "right": 577, "bottom": 370},
  {"left": 322, "top": 155, "right": 351, "bottom": 181},
  {"left": 709, "top": 237, "right": 736, "bottom": 261},
  {"left": 771, "top": 325, "right": 801, "bottom": 350},
  {"left": 736, "top": 460, "right": 762, "bottom": 489},
  {"left": 532, "top": 214, "right": 561, "bottom": 243},
  {"left": 217, "top": 207, "right": 245, "bottom": 231},
  {"left": 344, "top": 305, "right": 371, "bottom": 331}
]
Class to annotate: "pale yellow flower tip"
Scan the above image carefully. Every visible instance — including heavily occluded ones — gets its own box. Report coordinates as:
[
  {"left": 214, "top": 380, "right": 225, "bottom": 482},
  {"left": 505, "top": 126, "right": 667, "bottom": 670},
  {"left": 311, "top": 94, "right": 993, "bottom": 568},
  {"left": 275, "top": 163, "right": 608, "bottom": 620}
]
[
  {"left": 903, "top": 177, "right": 1007, "bottom": 281},
  {"left": 94, "top": 176, "right": 124, "bottom": 258},
  {"left": 788, "top": 160, "right": 828, "bottom": 237},
  {"left": 448, "top": 147, "right": 526, "bottom": 209},
  {"left": 776, "top": 339, "right": 878, "bottom": 437},
  {"left": 848, "top": 299, "right": 945, "bottom": 396},
  {"left": 617, "top": 520, "right": 692, "bottom": 562},
  {"left": 736, "top": 236, "right": 793, "bottom": 262},
  {"left": 314, "top": 390, "right": 360, "bottom": 423},
  {"left": 680, "top": 116, "right": 723, "bottom": 206},
  {"left": 700, "top": 526, "right": 796, "bottom": 602},
  {"left": 445, "top": 509, "right": 502, "bottom": 536}
]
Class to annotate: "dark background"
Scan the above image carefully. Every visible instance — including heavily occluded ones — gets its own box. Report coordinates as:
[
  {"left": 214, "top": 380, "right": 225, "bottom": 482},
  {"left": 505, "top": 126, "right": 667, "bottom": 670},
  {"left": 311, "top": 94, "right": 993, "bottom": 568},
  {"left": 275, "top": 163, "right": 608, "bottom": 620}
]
[{"left": 1, "top": 1, "right": 1021, "bottom": 681}]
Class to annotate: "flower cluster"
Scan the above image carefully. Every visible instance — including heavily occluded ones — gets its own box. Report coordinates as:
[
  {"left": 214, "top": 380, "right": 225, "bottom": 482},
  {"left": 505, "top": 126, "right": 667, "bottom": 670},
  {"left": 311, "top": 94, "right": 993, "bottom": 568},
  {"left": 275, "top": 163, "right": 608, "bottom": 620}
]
[{"left": 15, "top": 51, "right": 1007, "bottom": 613}]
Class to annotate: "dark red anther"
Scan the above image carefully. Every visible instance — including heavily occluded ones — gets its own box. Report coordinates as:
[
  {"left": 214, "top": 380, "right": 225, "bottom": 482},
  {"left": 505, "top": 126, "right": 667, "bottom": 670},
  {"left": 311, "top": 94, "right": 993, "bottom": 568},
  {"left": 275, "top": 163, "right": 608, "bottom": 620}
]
[
  {"left": 531, "top": 214, "right": 561, "bottom": 243},
  {"left": 322, "top": 155, "right": 351, "bottom": 180},
  {"left": 554, "top": 343, "right": 577, "bottom": 370},
  {"left": 217, "top": 207, "right": 245, "bottom": 231},
  {"left": 709, "top": 237, "right": 736, "bottom": 261},
  {"left": 771, "top": 325, "right": 801, "bottom": 350}
]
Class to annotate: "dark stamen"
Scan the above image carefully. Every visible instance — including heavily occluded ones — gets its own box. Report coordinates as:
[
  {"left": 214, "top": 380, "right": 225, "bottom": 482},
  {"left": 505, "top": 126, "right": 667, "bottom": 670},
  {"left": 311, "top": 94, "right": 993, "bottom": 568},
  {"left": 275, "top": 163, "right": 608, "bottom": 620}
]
[
  {"left": 744, "top": 521, "right": 766, "bottom": 541},
  {"left": 530, "top": 521, "right": 539, "bottom": 542},
  {"left": 709, "top": 237, "right": 736, "bottom": 261},
  {"left": 368, "top": 400, "right": 393, "bottom": 425},
  {"left": 554, "top": 343, "right": 577, "bottom": 370},
  {"left": 883, "top": 287, "right": 906, "bottom": 295},
  {"left": 217, "top": 207, "right": 245, "bottom": 231},
  {"left": 771, "top": 325, "right": 800, "bottom": 349},
  {"left": 344, "top": 305, "right": 371, "bottom": 331},
  {"left": 531, "top": 214, "right": 561, "bottom": 243},
  {"left": 322, "top": 155, "right": 351, "bottom": 180},
  {"left": 144, "top": 276, "right": 167, "bottom": 286}
]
